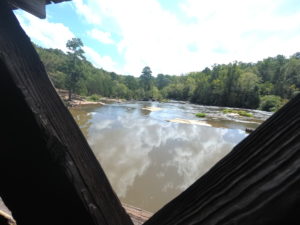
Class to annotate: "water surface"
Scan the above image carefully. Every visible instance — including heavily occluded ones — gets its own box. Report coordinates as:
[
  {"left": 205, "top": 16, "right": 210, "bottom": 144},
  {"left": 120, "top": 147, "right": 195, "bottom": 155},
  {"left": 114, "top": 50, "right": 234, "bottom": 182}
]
[{"left": 70, "top": 101, "right": 271, "bottom": 212}]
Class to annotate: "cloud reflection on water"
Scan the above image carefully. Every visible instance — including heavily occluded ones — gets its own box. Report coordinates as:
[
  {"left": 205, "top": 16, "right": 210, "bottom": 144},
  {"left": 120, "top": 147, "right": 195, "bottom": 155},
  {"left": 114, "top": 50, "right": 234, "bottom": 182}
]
[{"left": 72, "top": 103, "right": 247, "bottom": 212}]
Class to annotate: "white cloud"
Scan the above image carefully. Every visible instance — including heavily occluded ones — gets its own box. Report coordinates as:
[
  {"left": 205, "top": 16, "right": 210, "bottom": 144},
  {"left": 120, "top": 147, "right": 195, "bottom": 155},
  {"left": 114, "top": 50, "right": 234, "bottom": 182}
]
[
  {"left": 87, "top": 29, "right": 115, "bottom": 44},
  {"left": 14, "top": 9, "right": 119, "bottom": 73},
  {"left": 15, "top": 11, "right": 74, "bottom": 52},
  {"left": 73, "top": 0, "right": 299, "bottom": 76},
  {"left": 83, "top": 46, "right": 117, "bottom": 72},
  {"left": 73, "top": 0, "right": 195, "bottom": 75},
  {"left": 180, "top": 0, "right": 300, "bottom": 64},
  {"left": 22, "top": 0, "right": 300, "bottom": 76},
  {"left": 73, "top": 0, "right": 102, "bottom": 25}
]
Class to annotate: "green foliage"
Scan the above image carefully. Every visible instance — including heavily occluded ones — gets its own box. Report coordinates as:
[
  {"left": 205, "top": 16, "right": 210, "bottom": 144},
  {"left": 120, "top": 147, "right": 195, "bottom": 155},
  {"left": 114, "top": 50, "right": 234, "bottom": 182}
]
[
  {"left": 222, "top": 109, "right": 234, "bottom": 114},
  {"left": 156, "top": 74, "right": 172, "bottom": 90},
  {"left": 237, "top": 111, "right": 253, "bottom": 117},
  {"left": 151, "top": 86, "right": 163, "bottom": 101},
  {"left": 140, "top": 66, "right": 153, "bottom": 91},
  {"left": 66, "top": 38, "right": 85, "bottom": 60},
  {"left": 259, "top": 95, "right": 283, "bottom": 112},
  {"left": 222, "top": 109, "right": 253, "bottom": 117},
  {"left": 35, "top": 42, "right": 299, "bottom": 111},
  {"left": 65, "top": 38, "right": 86, "bottom": 100},
  {"left": 86, "top": 94, "right": 102, "bottom": 102},
  {"left": 195, "top": 113, "right": 206, "bottom": 118}
]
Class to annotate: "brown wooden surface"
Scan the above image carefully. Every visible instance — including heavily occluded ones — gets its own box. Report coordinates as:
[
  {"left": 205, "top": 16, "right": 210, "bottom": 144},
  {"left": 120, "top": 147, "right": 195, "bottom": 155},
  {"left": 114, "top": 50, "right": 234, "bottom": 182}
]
[
  {"left": 1, "top": 0, "right": 300, "bottom": 224},
  {"left": 144, "top": 98, "right": 300, "bottom": 224},
  {"left": 123, "top": 203, "right": 152, "bottom": 225},
  {"left": 9, "top": 0, "right": 70, "bottom": 18},
  {"left": 0, "top": 1, "right": 132, "bottom": 225}
]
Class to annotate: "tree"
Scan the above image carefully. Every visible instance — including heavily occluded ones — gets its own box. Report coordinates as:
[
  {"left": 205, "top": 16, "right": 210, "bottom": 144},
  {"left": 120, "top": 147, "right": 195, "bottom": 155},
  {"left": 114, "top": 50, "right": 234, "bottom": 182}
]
[
  {"left": 124, "top": 75, "right": 139, "bottom": 90},
  {"left": 139, "top": 66, "right": 153, "bottom": 99},
  {"left": 140, "top": 66, "right": 153, "bottom": 91},
  {"left": 259, "top": 95, "right": 283, "bottom": 112},
  {"left": 237, "top": 72, "right": 260, "bottom": 108},
  {"left": 35, "top": 40, "right": 300, "bottom": 110},
  {"left": 223, "top": 63, "right": 241, "bottom": 106},
  {"left": 65, "top": 38, "right": 85, "bottom": 100},
  {"left": 156, "top": 74, "right": 171, "bottom": 90}
]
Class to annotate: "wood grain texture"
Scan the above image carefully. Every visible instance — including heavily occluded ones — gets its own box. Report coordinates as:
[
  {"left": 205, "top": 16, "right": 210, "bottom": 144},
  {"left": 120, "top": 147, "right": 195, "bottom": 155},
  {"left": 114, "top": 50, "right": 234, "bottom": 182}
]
[
  {"left": 0, "top": 1, "right": 133, "bottom": 225},
  {"left": 2, "top": 1, "right": 300, "bottom": 224},
  {"left": 144, "top": 97, "right": 300, "bottom": 224}
]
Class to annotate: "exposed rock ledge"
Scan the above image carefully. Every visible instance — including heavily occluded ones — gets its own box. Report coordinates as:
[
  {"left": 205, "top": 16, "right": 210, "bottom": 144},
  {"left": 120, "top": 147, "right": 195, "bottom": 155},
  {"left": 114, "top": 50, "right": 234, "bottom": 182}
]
[
  {"left": 66, "top": 99, "right": 105, "bottom": 107},
  {"left": 142, "top": 106, "right": 163, "bottom": 112},
  {"left": 167, "top": 118, "right": 212, "bottom": 127}
]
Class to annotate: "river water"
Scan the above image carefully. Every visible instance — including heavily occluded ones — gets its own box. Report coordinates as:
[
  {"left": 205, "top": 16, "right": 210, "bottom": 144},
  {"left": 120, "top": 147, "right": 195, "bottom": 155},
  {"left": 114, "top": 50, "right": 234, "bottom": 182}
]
[{"left": 69, "top": 101, "right": 271, "bottom": 213}]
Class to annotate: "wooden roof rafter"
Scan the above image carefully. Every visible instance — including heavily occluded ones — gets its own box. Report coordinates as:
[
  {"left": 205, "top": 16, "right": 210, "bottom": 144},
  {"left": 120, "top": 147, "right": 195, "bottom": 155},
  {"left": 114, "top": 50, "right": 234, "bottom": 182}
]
[{"left": 8, "top": 0, "right": 71, "bottom": 19}]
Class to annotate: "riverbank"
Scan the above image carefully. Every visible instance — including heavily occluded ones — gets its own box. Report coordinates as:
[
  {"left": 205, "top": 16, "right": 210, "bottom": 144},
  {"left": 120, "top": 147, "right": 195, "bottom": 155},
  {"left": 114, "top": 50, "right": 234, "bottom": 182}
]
[
  {"left": 167, "top": 118, "right": 212, "bottom": 126},
  {"left": 56, "top": 89, "right": 125, "bottom": 107}
]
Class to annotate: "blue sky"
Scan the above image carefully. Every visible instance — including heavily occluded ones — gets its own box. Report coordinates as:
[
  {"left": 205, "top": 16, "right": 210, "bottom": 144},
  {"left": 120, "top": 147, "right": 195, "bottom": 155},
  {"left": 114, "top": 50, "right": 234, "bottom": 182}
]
[{"left": 15, "top": 0, "right": 300, "bottom": 76}]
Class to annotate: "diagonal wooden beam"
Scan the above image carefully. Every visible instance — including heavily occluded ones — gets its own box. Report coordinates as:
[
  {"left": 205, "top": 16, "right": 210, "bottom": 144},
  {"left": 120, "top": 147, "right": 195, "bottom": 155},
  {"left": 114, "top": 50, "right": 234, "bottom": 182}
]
[
  {"left": 2, "top": 0, "right": 300, "bottom": 224},
  {"left": 9, "top": 0, "right": 71, "bottom": 18},
  {"left": 144, "top": 96, "right": 300, "bottom": 223},
  {"left": 8, "top": 0, "right": 46, "bottom": 18},
  {"left": 0, "top": 1, "right": 133, "bottom": 225}
]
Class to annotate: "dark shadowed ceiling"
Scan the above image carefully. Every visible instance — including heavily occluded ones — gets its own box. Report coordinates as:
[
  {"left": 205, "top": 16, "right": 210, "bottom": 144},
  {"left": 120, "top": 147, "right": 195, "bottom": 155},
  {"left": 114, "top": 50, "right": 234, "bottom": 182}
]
[{"left": 9, "top": 0, "right": 71, "bottom": 19}]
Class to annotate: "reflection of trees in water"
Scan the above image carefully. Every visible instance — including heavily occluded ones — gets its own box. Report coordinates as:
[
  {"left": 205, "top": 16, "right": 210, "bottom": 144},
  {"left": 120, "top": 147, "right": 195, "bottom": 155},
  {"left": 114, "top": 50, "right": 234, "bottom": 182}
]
[
  {"left": 141, "top": 109, "right": 151, "bottom": 116},
  {"left": 140, "top": 102, "right": 156, "bottom": 116}
]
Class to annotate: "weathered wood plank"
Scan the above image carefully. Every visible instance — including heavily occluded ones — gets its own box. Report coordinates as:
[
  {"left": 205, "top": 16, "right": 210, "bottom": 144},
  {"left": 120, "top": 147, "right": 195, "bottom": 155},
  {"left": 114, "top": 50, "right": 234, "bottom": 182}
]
[
  {"left": 144, "top": 99, "right": 300, "bottom": 223},
  {"left": 2, "top": 0, "right": 300, "bottom": 224},
  {"left": 123, "top": 203, "right": 152, "bottom": 225},
  {"left": 0, "top": 1, "right": 133, "bottom": 225}
]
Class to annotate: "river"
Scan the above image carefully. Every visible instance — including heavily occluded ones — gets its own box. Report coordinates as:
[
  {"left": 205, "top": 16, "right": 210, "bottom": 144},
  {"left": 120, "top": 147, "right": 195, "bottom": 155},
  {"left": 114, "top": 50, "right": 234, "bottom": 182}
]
[{"left": 69, "top": 101, "right": 271, "bottom": 213}]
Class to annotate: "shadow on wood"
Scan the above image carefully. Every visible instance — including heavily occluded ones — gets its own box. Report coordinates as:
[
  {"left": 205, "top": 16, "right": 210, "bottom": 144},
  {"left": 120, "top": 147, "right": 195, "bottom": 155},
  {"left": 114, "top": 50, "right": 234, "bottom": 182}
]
[
  {"left": 1, "top": 0, "right": 300, "bottom": 224},
  {"left": 0, "top": 1, "right": 132, "bottom": 225},
  {"left": 144, "top": 96, "right": 300, "bottom": 224}
]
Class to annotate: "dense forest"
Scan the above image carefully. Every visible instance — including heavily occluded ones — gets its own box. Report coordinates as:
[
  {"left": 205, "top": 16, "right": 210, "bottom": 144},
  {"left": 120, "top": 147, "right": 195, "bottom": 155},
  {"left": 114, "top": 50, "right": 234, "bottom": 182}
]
[{"left": 35, "top": 39, "right": 300, "bottom": 112}]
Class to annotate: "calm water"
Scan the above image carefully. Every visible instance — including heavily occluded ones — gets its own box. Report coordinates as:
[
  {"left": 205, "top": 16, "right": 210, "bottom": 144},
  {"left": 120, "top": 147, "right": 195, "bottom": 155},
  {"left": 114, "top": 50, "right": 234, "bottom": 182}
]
[{"left": 70, "top": 101, "right": 271, "bottom": 213}]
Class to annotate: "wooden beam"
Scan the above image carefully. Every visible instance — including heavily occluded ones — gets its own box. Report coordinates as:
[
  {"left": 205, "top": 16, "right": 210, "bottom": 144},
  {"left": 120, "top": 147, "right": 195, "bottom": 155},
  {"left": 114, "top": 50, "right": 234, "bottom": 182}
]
[
  {"left": 144, "top": 98, "right": 300, "bottom": 224},
  {"left": 0, "top": 1, "right": 133, "bottom": 225},
  {"left": 2, "top": 0, "right": 300, "bottom": 224},
  {"left": 9, "top": 0, "right": 46, "bottom": 18},
  {"left": 9, "top": 0, "right": 71, "bottom": 18}
]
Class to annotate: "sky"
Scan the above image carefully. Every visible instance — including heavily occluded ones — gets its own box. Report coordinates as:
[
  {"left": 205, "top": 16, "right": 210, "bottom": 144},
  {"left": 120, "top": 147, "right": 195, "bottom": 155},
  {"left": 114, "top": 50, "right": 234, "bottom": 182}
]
[{"left": 14, "top": 0, "right": 300, "bottom": 76}]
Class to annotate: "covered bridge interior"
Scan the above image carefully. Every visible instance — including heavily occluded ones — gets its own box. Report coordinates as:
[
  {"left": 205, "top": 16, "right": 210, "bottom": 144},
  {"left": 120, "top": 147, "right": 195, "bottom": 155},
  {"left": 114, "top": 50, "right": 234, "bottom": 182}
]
[{"left": 0, "top": 0, "right": 299, "bottom": 225}]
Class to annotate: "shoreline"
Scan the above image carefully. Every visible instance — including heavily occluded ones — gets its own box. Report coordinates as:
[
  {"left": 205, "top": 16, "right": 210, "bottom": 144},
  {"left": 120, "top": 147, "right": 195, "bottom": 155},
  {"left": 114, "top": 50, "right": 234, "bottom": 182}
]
[
  {"left": 55, "top": 89, "right": 273, "bottom": 114},
  {"left": 55, "top": 89, "right": 125, "bottom": 107}
]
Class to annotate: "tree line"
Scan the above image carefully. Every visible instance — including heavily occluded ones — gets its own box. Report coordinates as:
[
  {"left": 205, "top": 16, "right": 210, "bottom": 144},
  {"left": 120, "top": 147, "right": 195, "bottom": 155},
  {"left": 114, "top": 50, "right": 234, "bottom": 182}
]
[{"left": 35, "top": 38, "right": 300, "bottom": 111}]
